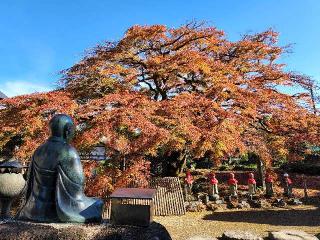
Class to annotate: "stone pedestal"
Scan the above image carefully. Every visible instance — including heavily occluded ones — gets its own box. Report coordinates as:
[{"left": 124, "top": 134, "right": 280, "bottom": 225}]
[
  {"left": 0, "top": 220, "right": 172, "bottom": 240},
  {"left": 0, "top": 198, "right": 13, "bottom": 218}
]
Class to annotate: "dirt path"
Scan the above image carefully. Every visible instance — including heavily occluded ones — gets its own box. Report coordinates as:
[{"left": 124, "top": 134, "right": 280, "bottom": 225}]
[{"left": 154, "top": 205, "right": 320, "bottom": 240}]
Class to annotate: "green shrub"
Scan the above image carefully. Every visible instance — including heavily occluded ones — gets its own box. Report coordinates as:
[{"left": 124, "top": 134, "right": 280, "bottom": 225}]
[
  {"left": 281, "top": 161, "right": 320, "bottom": 176},
  {"left": 218, "top": 164, "right": 231, "bottom": 171},
  {"left": 272, "top": 158, "right": 288, "bottom": 168},
  {"left": 233, "top": 164, "right": 257, "bottom": 171}
]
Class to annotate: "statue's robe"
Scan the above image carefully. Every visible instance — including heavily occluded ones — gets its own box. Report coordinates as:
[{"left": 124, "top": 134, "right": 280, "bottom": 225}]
[{"left": 17, "top": 136, "right": 103, "bottom": 223}]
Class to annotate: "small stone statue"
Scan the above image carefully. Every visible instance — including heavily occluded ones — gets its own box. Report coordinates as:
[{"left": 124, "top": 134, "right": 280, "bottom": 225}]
[
  {"left": 247, "top": 173, "right": 256, "bottom": 198},
  {"left": 265, "top": 173, "right": 274, "bottom": 197},
  {"left": 228, "top": 173, "right": 238, "bottom": 197},
  {"left": 17, "top": 114, "right": 103, "bottom": 223},
  {"left": 208, "top": 172, "right": 219, "bottom": 200},
  {"left": 283, "top": 173, "right": 293, "bottom": 198},
  {"left": 184, "top": 170, "right": 194, "bottom": 200}
]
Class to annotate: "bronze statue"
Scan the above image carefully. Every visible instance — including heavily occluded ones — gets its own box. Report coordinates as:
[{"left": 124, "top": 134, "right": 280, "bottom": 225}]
[{"left": 17, "top": 114, "right": 103, "bottom": 223}]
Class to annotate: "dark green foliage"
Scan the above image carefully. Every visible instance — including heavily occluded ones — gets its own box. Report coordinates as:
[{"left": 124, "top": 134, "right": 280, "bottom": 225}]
[
  {"left": 272, "top": 158, "right": 288, "bottom": 168},
  {"left": 194, "top": 157, "right": 214, "bottom": 169},
  {"left": 281, "top": 161, "right": 320, "bottom": 176},
  {"left": 233, "top": 164, "right": 257, "bottom": 171},
  {"left": 191, "top": 176, "right": 209, "bottom": 194},
  {"left": 304, "top": 154, "right": 320, "bottom": 165},
  {"left": 218, "top": 164, "right": 232, "bottom": 171}
]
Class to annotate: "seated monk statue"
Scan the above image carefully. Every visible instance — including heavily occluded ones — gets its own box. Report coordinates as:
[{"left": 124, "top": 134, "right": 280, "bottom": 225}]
[{"left": 17, "top": 114, "right": 103, "bottom": 223}]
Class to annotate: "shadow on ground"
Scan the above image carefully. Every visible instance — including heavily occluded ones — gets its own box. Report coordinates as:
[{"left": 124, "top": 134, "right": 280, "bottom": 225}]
[{"left": 203, "top": 207, "right": 320, "bottom": 227}]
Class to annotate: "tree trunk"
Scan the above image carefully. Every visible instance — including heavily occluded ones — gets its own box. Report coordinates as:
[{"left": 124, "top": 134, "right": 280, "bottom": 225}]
[
  {"left": 248, "top": 152, "right": 265, "bottom": 190},
  {"left": 310, "top": 88, "right": 317, "bottom": 114},
  {"left": 177, "top": 152, "right": 188, "bottom": 176},
  {"left": 257, "top": 159, "right": 266, "bottom": 190},
  {"left": 161, "top": 150, "right": 187, "bottom": 177}
]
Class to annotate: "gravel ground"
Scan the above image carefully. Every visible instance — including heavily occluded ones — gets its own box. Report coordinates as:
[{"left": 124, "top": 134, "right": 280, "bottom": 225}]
[{"left": 154, "top": 205, "right": 320, "bottom": 240}]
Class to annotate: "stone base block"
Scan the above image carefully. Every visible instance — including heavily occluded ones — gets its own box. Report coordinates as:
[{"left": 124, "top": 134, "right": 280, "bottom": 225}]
[{"left": 0, "top": 220, "right": 172, "bottom": 240}]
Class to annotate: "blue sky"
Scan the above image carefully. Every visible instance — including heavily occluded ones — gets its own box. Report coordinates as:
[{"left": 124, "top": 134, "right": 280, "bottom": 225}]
[{"left": 0, "top": 0, "right": 319, "bottom": 97}]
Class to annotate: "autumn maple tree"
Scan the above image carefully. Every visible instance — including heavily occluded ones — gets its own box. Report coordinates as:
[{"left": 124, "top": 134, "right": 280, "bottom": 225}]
[
  {"left": 1, "top": 21, "right": 319, "bottom": 196},
  {"left": 0, "top": 91, "right": 77, "bottom": 161}
]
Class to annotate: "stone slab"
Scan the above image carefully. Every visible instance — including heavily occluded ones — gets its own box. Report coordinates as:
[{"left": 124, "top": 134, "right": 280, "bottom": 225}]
[
  {"left": 0, "top": 220, "right": 172, "bottom": 240},
  {"left": 221, "top": 230, "right": 263, "bottom": 240},
  {"left": 269, "top": 230, "right": 318, "bottom": 240}
]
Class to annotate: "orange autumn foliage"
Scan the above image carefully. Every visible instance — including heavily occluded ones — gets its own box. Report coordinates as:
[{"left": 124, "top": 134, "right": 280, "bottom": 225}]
[
  {"left": 0, "top": 91, "right": 77, "bottom": 163},
  {"left": 1, "top": 22, "right": 320, "bottom": 197}
]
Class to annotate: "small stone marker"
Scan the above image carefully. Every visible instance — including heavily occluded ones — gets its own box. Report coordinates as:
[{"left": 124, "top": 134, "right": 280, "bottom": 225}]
[
  {"left": 222, "top": 230, "right": 263, "bottom": 240},
  {"left": 188, "top": 236, "right": 217, "bottom": 240},
  {"left": 208, "top": 171, "right": 219, "bottom": 200},
  {"left": 265, "top": 173, "right": 274, "bottom": 197},
  {"left": 228, "top": 173, "right": 238, "bottom": 197},
  {"left": 185, "top": 170, "right": 194, "bottom": 201},
  {"left": 283, "top": 173, "right": 293, "bottom": 198},
  {"left": 185, "top": 200, "right": 206, "bottom": 212},
  {"left": 269, "top": 230, "right": 318, "bottom": 240},
  {"left": 272, "top": 198, "right": 287, "bottom": 208},
  {"left": 287, "top": 198, "right": 303, "bottom": 205},
  {"left": 247, "top": 173, "right": 257, "bottom": 198}
]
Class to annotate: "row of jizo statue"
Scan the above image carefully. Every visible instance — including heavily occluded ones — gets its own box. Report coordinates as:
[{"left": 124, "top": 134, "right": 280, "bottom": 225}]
[
  {"left": 0, "top": 114, "right": 103, "bottom": 222},
  {"left": 184, "top": 170, "right": 294, "bottom": 200}
]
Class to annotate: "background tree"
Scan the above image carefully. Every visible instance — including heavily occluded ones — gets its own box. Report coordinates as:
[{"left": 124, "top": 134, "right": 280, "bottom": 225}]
[
  {"left": 291, "top": 74, "right": 319, "bottom": 115},
  {"left": 1, "top": 21, "right": 320, "bottom": 196},
  {"left": 0, "top": 91, "right": 77, "bottom": 162}
]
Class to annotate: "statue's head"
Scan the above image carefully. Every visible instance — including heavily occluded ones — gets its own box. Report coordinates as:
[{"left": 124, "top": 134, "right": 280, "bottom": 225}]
[{"left": 49, "top": 114, "right": 75, "bottom": 143}]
